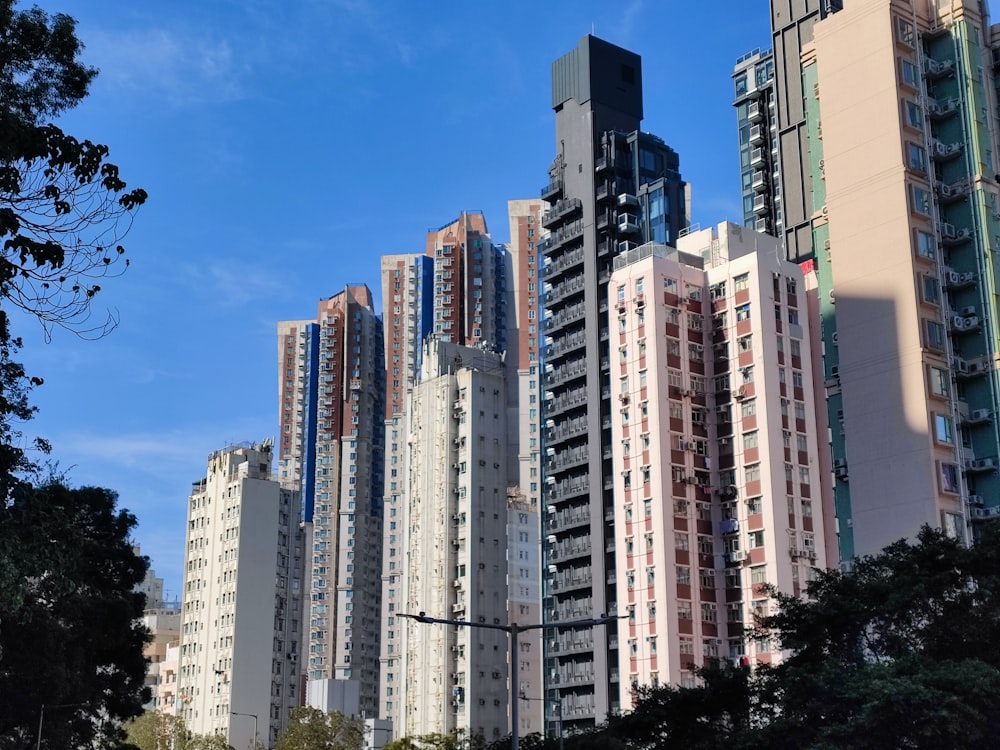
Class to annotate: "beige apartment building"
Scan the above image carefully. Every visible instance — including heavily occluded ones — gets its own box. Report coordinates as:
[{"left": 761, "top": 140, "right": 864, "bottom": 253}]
[
  {"left": 392, "top": 339, "right": 511, "bottom": 742},
  {"left": 179, "top": 442, "right": 304, "bottom": 749},
  {"left": 608, "top": 224, "right": 828, "bottom": 706}
]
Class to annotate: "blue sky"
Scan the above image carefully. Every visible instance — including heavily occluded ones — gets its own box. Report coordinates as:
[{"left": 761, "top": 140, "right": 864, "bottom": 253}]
[{"left": 13, "top": 0, "right": 770, "bottom": 599}]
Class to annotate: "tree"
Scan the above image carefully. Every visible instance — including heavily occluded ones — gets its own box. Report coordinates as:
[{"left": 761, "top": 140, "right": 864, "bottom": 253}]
[
  {"left": 596, "top": 524, "right": 1000, "bottom": 750},
  {"left": 125, "top": 711, "right": 191, "bottom": 750},
  {"left": 186, "top": 735, "right": 234, "bottom": 750},
  {"left": 275, "top": 707, "right": 364, "bottom": 750},
  {"left": 1, "top": 0, "right": 146, "bottom": 340},
  {"left": 384, "top": 732, "right": 482, "bottom": 750},
  {"left": 0, "top": 482, "right": 150, "bottom": 749}
]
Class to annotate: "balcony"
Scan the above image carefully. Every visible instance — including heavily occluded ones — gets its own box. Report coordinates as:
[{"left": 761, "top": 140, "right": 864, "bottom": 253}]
[
  {"left": 547, "top": 219, "right": 585, "bottom": 250},
  {"left": 547, "top": 274, "right": 586, "bottom": 305},
  {"left": 542, "top": 198, "right": 584, "bottom": 229},
  {"left": 541, "top": 178, "right": 564, "bottom": 202},
  {"left": 544, "top": 247, "right": 585, "bottom": 282},
  {"left": 544, "top": 302, "right": 585, "bottom": 332},
  {"left": 548, "top": 330, "right": 587, "bottom": 362},
  {"left": 545, "top": 507, "right": 591, "bottom": 533}
]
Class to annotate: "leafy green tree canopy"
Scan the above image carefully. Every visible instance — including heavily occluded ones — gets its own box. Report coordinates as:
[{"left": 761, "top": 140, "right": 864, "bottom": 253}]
[
  {"left": 0, "top": 0, "right": 146, "bottom": 340},
  {"left": 275, "top": 707, "right": 364, "bottom": 750},
  {"left": 593, "top": 525, "right": 1000, "bottom": 750},
  {"left": 0, "top": 483, "right": 150, "bottom": 749},
  {"left": 125, "top": 711, "right": 192, "bottom": 750}
]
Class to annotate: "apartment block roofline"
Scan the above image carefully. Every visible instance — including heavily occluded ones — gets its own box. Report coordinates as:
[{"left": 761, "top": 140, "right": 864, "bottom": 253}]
[{"left": 427, "top": 210, "right": 486, "bottom": 233}]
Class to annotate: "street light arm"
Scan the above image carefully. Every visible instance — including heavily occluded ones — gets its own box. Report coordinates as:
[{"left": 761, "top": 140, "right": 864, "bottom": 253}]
[
  {"left": 399, "top": 612, "right": 512, "bottom": 633},
  {"left": 519, "top": 614, "right": 628, "bottom": 632}
]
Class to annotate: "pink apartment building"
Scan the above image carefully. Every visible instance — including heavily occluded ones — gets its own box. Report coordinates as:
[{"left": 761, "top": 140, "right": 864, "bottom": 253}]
[{"left": 609, "top": 223, "right": 829, "bottom": 707}]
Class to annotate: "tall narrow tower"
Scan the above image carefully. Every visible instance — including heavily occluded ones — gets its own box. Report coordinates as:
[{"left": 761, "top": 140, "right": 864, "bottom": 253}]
[
  {"left": 279, "top": 285, "right": 385, "bottom": 716},
  {"left": 769, "top": 0, "right": 843, "bottom": 261},
  {"left": 540, "top": 35, "right": 688, "bottom": 731},
  {"left": 379, "top": 215, "right": 516, "bottom": 739}
]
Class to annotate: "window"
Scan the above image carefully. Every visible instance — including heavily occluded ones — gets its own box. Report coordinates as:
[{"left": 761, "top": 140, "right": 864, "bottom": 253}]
[
  {"left": 748, "top": 531, "right": 765, "bottom": 549},
  {"left": 910, "top": 185, "right": 931, "bottom": 216},
  {"left": 928, "top": 366, "right": 949, "bottom": 397},
  {"left": 743, "top": 431, "right": 759, "bottom": 450},
  {"left": 897, "top": 17, "right": 915, "bottom": 46},
  {"left": 925, "top": 320, "right": 946, "bottom": 350},
  {"left": 916, "top": 230, "right": 936, "bottom": 260},
  {"left": 676, "top": 566, "right": 691, "bottom": 585},
  {"left": 905, "top": 101, "right": 923, "bottom": 130},
  {"left": 747, "top": 496, "right": 762, "bottom": 514},
  {"left": 907, "top": 143, "right": 926, "bottom": 172},
  {"left": 741, "top": 399, "right": 756, "bottom": 418},
  {"left": 939, "top": 462, "right": 960, "bottom": 493},
  {"left": 745, "top": 464, "right": 761, "bottom": 483},
  {"left": 734, "top": 273, "right": 750, "bottom": 292},
  {"left": 901, "top": 58, "right": 919, "bottom": 87},
  {"left": 921, "top": 275, "right": 940, "bottom": 304},
  {"left": 736, "top": 303, "right": 751, "bottom": 322},
  {"left": 935, "top": 414, "right": 954, "bottom": 444}
]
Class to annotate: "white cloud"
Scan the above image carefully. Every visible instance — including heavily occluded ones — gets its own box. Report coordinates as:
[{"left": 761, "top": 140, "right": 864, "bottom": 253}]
[{"left": 84, "top": 26, "right": 247, "bottom": 107}]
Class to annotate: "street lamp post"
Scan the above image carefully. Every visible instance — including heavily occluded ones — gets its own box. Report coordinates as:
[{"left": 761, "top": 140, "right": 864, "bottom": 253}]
[
  {"left": 231, "top": 711, "right": 259, "bottom": 750},
  {"left": 519, "top": 693, "right": 563, "bottom": 750},
  {"left": 401, "top": 612, "right": 621, "bottom": 750},
  {"left": 36, "top": 703, "right": 88, "bottom": 750}
]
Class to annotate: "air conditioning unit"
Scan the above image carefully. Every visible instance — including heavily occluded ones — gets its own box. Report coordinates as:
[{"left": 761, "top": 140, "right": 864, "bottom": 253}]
[
  {"left": 729, "top": 550, "right": 747, "bottom": 563},
  {"left": 961, "top": 306, "right": 977, "bottom": 317},
  {"left": 831, "top": 332, "right": 839, "bottom": 344}
]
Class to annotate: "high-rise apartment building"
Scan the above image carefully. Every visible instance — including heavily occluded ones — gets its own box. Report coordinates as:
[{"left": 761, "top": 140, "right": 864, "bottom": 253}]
[
  {"left": 427, "top": 211, "right": 507, "bottom": 352},
  {"left": 768, "top": 0, "right": 843, "bottom": 262},
  {"left": 390, "top": 340, "right": 511, "bottom": 742},
  {"left": 540, "top": 35, "right": 688, "bottom": 731},
  {"left": 279, "top": 285, "right": 386, "bottom": 716},
  {"left": 381, "top": 254, "right": 434, "bottom": 418},
  {"left": 504, "top": 199, "right": 547, "bottom": 734},
  {"left": 179, "top": 442, "right": 304, "bottom": 749},
  {"left": 732, "top": 49, "right": 778, "bottom": 234},
  {"left": 608, "top": 224, "right": 827, "bottom": 706},
  {"left": 750, "top": 0, "right": 1000, "bottom": 560},
  {"left": 379, "top": 213, "right": 540, "bottom": 742}
]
